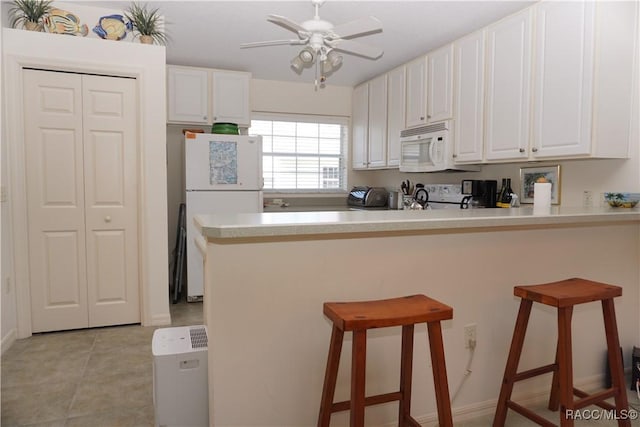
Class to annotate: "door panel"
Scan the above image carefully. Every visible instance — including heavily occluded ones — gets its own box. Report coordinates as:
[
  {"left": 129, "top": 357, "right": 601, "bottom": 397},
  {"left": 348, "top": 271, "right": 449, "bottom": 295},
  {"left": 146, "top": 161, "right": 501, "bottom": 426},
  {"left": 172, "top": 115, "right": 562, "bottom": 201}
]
[
  {"left": 82, "top": 75, "right": 139, "bottom": 327},
  {"left": 24, "top": 69, "right": 140, "bottom": 332},
  {"left": 24, "top": 69, "right": 89, "bottom": 332}
]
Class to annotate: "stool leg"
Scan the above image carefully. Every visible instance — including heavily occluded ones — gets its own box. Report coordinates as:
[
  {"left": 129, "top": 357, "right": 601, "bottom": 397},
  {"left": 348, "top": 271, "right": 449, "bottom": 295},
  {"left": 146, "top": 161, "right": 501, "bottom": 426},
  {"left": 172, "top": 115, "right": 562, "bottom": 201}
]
[
  {"left": 351, "top": 329, "right": 367, "bottom": 427},
  {"left": 399, "top": 324, "right": 414, "bottom": 426},
  {"left": 318, "top": 326, "right": 344, "bottom": 427},
  {"left": 427, "top": 321, "right": 453, "bottom": 427},
  {"left": 549, "top": 307, "right": 572, "bottom": 412},
  {"left": 493, "top": 299, "right": 533, "bottom": 427},
  {"left": 557, "top": 306, "right": 574, "bottom": 427},
  {"left": 548, "top": 336, "right": 561, "bottom": 411},
  {"left": 602, "top": 298, "right": 631, "bottom": 427}
]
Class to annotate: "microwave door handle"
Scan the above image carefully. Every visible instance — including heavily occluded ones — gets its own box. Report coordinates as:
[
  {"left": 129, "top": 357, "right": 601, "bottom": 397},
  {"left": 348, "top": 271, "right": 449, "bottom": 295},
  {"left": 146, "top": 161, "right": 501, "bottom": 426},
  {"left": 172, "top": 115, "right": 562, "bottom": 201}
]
[{"left": 428, "top": 138, "right": 437, "bottom": 164}]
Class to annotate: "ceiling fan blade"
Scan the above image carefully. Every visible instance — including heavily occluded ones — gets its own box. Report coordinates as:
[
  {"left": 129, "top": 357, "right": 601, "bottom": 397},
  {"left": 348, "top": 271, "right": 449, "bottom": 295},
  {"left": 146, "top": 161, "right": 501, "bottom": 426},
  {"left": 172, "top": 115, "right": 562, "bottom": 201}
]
[
  {"left": 267, "top": 14, "right": 308, "bottom": 35},
  {"left": 330, "top": 39, "right": 383, "bottom": 60},
  {"left": 240, "top": 39, "right": 307, "bottom": 48},
  {"left": 331, "top": 16, "right": 382, "bottom": 39}
]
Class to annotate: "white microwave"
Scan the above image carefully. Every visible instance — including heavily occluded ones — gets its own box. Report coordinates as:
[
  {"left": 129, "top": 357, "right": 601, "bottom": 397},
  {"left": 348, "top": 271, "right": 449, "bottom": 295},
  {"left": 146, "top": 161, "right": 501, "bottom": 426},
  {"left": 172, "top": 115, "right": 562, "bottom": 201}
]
[{"left": 399, "top": 121, "right": 479, "bottom": 173}]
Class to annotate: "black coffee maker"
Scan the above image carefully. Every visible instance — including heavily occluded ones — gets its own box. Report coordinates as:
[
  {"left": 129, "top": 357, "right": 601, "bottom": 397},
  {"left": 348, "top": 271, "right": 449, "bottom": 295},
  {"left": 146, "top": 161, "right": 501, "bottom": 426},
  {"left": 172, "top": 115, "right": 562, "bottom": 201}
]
[{"left": 461, "top": 180, "right": 498, "bottom": 208}]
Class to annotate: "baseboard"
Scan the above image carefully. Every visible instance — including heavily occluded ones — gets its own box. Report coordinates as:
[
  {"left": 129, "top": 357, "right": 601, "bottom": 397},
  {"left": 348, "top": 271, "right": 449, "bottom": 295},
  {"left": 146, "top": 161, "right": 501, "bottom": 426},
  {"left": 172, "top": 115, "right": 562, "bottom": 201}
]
[
  {"left": 383, "top": 372, "right": 616, "bottom": 426},
  {"left": 148, "top": 313, "right": 172, "bottom": 326},
  {"left": 1, "top": 328, "right": 17, "bottom": 355}
]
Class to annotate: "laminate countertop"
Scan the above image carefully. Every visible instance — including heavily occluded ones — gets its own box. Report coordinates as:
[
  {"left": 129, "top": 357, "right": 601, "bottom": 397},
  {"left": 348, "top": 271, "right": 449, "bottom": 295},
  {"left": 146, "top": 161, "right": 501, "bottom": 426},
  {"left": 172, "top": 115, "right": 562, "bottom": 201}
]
[{"left": 194, "top": 206, "right": 640, "bottom": 240}]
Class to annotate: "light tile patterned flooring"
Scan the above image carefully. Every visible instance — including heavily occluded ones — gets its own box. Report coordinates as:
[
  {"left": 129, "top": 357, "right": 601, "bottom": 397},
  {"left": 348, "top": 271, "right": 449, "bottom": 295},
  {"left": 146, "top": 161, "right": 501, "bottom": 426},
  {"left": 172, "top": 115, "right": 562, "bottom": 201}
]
[
  {"left": 1, "top": 301, "right": 203, "bottom": 427},
  {"left": 2, "top": 300, "right": 639, "bottom": 426}
]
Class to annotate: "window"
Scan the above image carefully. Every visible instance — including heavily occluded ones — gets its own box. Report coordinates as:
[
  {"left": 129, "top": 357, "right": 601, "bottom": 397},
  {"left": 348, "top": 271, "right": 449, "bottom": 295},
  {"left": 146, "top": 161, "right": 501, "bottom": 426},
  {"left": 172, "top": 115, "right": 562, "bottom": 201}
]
[{"left": 249, "top": 114, "right": 348, "bottom": 192}]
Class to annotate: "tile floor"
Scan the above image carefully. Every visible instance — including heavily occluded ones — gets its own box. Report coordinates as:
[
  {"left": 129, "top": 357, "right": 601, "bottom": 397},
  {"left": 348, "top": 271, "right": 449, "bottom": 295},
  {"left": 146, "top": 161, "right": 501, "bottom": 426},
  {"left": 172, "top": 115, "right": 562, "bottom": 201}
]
[
  {"left": 2, "top": 300, "right": 639, "bottom": 426},
  {"left": 1, "top": 300, "right": 203, "bottom": 427}
]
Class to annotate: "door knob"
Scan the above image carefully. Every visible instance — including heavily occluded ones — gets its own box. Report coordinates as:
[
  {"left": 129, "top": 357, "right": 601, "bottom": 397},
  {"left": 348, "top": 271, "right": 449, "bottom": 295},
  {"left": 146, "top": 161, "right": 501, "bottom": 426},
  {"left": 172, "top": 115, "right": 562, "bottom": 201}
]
[{"left": 105, "top": 216, "right": 112, "bottom": 223}]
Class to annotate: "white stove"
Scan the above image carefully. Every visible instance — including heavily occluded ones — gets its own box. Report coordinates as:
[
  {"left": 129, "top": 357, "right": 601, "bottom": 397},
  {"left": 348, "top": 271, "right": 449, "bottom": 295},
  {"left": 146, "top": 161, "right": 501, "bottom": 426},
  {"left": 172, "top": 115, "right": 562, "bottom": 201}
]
[{"left": 424, "top": 184, "right": 466, "bottom": 209}]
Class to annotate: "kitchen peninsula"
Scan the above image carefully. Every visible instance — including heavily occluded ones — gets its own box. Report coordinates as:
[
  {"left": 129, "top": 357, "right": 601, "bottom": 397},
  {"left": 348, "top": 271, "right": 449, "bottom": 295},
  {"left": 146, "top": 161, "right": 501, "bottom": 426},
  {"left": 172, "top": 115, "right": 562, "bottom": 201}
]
[{"left": 195, "top": 207, "right": 640, "bottom": 426}]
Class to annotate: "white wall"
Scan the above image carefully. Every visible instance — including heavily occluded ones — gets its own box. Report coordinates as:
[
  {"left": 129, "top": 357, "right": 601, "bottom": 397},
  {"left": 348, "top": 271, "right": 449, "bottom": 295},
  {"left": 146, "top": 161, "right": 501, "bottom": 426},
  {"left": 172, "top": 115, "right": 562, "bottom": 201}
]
[{"left": 2, "top": 27, "right": 171, "bottom": 340}]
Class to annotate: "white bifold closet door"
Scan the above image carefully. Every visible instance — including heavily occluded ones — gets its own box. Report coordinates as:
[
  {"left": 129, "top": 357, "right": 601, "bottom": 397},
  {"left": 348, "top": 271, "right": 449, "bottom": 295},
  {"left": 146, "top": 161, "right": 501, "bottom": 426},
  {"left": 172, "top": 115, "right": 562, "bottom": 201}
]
[{"left": 24, "top": 69, "right": 140, "bottom": 333}]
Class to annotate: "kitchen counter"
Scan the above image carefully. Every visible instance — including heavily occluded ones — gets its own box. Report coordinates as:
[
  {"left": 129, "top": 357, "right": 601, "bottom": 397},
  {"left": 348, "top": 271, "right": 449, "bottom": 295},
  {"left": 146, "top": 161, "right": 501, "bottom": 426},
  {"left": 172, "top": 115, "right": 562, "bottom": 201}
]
[
  {"left": 198, "top": 206, "right": 640, "bottom": 426},
  {"left": 195, "top": 206, "right": 639, "bottom": 240}
]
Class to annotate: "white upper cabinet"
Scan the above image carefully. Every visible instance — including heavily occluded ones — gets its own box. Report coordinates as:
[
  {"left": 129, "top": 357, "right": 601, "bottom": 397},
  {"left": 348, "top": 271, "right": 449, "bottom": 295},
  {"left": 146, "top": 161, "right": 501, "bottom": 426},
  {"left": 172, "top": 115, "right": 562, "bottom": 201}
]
[
  {"left": 386, "top": 66, "right": 406, "bottom": 167},
  {"left": 167, "top": 66, "right": 209, "bottom": 124},
  {"left": 531, "top": 1, "right": 595, "bottom": 158},
  {"left": 167, "top": 65, "right": 251, "bottom": 126},
  {"left": 453, "top": 30, "right": 485, "bottom": 163},
  {"left": 484, "top": 8, "right": 532, "bottom": 161},
  {"left": 405, "top": 56, "right": 428, "bottom": 128},
  {"left": 427, "top": 44, "right": 454, "bottom": 123},
  {"left": 367, "top": 74, "right": 388, "bottom": 168},
  {"left": 211, "top": 70, "right": 251, "bottom": 126},
  {"left": 352, "top": 83, "right": 369, "bottom": 169}
]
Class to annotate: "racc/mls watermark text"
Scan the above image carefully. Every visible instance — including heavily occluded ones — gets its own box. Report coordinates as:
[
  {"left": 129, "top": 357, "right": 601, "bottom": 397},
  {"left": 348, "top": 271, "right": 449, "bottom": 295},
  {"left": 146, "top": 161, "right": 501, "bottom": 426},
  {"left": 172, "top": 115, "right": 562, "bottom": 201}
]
[{"left": 565, "top": 409, "right": 639, "bottom": 421}]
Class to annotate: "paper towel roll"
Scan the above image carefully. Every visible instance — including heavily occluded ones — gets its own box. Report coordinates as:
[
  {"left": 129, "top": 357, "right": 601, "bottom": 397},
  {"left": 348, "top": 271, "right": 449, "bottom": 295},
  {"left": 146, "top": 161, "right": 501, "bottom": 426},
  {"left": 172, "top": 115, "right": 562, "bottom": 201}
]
[{"left": 533, "top": 182, "right": 552, "bottom": 208}]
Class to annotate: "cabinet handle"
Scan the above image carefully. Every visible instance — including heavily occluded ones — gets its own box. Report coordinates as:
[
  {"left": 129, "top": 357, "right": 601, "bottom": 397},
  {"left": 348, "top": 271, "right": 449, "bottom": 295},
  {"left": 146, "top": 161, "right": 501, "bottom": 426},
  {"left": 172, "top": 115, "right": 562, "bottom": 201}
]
[
  {"left": 427, "top": 115, "right": 431, "bottom": 119},
  {"left": 519, "top": 148, "right": 525, "bottom": 153},
  {"left": 452, "top": 154, "right": 457, "bottom": 158},
  {"left": 203, "top": 116, "right": 207, "bottom": 120},
  {"left": 213, "top": 116, "right": 217, "bottom": 121},
  {"left": 531, "top": 147, "right": 538, "bottom": 152},
  {"left": 105, "top": 216, "right": 112, "bottom": 223},
  {"left": 420, "top": 116, "right": 425, "bottom": 120}
]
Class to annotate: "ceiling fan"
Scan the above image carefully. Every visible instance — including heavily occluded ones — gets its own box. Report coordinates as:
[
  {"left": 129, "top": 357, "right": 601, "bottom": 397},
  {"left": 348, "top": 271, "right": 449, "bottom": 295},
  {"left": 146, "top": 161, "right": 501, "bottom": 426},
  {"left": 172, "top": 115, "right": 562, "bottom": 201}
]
[{"left": 240, "top": 0, "right": 383, "bottom": 88}]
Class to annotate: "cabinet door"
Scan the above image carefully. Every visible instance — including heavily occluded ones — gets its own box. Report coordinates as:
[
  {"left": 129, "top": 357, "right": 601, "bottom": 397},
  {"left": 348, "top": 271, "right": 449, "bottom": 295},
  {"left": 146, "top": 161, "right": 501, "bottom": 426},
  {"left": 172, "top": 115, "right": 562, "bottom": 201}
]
[
  {"left": 387, "top": 66, "right": 406, "bottom": 167},
  {"left": 532, "top": 1, "right": 595, "bottom": 158},
  {"left": 405, "top": 56, "right": 428, "bottom": 128},
  {"left": 453, "top": 31, "right": 485, "bottom": 163},
  {"left": 427, "top": 44, "right": 454, "bottom": 123},
  {"left": 352, "top": 83, "right": 368, "bottom": 169},
  {"left": 167, "top": 66, "right": 209, "bottom": 124},
  {"left": 485, "top": 8, "right": 532, "bottom": 161},
  {"left": 212, "top": 70, "right": 251, "bottom": 126},
  {"left": 367, "top": 74, "right": 388, "bottom": 168}
]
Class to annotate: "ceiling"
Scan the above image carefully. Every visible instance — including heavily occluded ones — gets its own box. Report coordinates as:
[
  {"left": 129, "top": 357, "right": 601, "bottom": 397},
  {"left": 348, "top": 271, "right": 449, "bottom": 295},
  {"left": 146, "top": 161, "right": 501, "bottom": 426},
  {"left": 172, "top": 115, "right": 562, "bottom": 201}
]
[{"left": 78, "top": 1, "right": 535, "bottom": 87}]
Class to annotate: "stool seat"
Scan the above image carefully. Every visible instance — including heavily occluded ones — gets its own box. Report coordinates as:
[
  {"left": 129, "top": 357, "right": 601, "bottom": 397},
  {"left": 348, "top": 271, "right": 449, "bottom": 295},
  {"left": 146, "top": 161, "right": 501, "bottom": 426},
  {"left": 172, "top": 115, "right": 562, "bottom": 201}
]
[
  {"left": 318, "top": 294, "right": 454, "bottom": 427},
  {"left": 324, "top": 294, "right": 453, "bottom": 331},
  {"left": 514, "top": 277, "right": 622, "bottom": 307},
  {"left": 494, "top": 278, "right": 629, "bottom": 427}
]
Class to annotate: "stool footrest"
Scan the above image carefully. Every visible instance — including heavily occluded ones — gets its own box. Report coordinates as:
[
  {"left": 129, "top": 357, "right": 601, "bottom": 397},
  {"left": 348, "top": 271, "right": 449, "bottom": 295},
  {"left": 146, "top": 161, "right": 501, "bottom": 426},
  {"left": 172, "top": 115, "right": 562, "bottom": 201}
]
[
  {"left": 506, "top": 400, "right": 556, "bottom": 427},
  {"left": 573, "top": 387, "right": 617, "bottom": 411},
  {"left": 403, "top": 415, "right": 422, "bottom": 427},
  {"left": 512, "top": 363, "right": 556, "bottom": 382},
  {"left": 331, "top": 391, "right": 402, "bottom": 413}
]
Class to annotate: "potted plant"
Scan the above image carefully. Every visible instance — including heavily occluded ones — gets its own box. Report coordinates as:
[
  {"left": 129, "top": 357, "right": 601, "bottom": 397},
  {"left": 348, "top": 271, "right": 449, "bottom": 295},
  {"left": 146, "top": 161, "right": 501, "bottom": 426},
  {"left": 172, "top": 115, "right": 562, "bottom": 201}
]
[
  {"left": 124, "top": 2, "right": 168, "bottom": 45},
  {"left": 9, "top": 0, "right": 53, "bottom": 31}
]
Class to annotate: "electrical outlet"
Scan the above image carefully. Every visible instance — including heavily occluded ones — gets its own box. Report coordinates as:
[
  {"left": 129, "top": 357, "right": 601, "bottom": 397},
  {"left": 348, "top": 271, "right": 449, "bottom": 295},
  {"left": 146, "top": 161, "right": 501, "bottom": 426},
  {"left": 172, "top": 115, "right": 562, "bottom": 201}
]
[
  {"left": 583, "top": 190, "right": 593, "bottom": 207},
  {"left": 464, "top": 323, "right": 477, "bottom": 349}
]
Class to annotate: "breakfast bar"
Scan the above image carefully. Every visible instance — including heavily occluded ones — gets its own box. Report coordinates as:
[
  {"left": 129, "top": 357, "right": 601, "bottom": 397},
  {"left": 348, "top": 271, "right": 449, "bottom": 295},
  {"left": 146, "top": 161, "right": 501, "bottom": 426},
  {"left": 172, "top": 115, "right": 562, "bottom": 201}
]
[{"left": 195, "top": 207, "right": 640, "bottom": 426}]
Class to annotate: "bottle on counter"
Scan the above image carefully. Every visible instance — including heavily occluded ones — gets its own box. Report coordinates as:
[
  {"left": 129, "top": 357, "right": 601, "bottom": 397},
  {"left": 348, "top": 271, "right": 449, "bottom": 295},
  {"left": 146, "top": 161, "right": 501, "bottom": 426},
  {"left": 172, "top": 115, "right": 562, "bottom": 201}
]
[{"left": 496, "top": 178, "right": 513, "bottom": 208}]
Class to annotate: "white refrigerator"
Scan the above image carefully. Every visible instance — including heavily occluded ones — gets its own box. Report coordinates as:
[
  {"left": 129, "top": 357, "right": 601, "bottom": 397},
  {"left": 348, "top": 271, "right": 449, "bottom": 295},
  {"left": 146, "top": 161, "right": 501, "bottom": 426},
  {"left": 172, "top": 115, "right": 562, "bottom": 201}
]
[{"left": 185, "top": 133, "right": 263, "bottom": 300}]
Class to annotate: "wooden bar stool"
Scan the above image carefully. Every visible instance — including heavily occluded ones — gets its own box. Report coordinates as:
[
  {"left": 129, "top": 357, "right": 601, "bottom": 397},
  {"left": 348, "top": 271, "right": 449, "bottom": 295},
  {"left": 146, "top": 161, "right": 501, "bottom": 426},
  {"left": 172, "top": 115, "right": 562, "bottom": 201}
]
[
  {"left": 317, "top": 294, "right": 454, "bottom": 427},
  {"left": 493, "top": 278, "right": 630, "bottom": 427}
]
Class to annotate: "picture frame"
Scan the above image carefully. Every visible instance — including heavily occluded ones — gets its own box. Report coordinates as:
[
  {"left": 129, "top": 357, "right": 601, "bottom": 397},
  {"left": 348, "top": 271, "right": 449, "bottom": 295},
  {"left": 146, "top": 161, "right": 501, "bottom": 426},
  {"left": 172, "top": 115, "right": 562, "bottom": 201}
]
[{"left": 519, "top": 165, "right": 561, "bottom": 204}]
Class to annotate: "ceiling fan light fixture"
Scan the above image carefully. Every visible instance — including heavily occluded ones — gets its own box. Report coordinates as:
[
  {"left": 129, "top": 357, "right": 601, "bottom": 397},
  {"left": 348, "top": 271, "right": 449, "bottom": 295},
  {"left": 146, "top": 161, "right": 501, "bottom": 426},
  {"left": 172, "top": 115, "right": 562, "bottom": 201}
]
[
  {"left": 290, "top": 55, "right": 304, "bottom": 73},
  {"left": 299, "top": 47, "right": 315, "bottom": 63},
  {"left": 327, "top": 49, "right": 343, "bottom": 68}
]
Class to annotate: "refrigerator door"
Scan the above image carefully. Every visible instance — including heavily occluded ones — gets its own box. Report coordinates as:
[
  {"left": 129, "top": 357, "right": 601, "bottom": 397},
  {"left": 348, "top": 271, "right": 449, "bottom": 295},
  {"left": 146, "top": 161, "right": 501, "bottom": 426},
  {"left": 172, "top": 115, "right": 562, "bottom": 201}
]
[
  {"left": 186, "top": 191, "right": 263, "bottom": 299},
  {"left": 185, "top": 134, "right": 263, "bottom": 191}
]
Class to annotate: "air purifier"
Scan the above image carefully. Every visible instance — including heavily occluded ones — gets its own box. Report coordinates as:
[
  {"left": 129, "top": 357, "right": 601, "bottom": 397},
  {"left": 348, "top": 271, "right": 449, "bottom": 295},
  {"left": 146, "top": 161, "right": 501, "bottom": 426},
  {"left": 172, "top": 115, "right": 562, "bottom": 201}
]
[{"left": 152, "top": 325, "right": 208, "bottom": 427}]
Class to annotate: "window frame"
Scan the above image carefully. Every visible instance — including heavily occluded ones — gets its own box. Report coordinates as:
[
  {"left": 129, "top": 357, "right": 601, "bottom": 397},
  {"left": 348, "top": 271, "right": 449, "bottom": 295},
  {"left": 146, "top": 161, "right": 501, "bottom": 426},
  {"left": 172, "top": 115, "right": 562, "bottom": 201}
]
[{"left": 250, "top": 112, "right": 349, "bottom": 194}]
